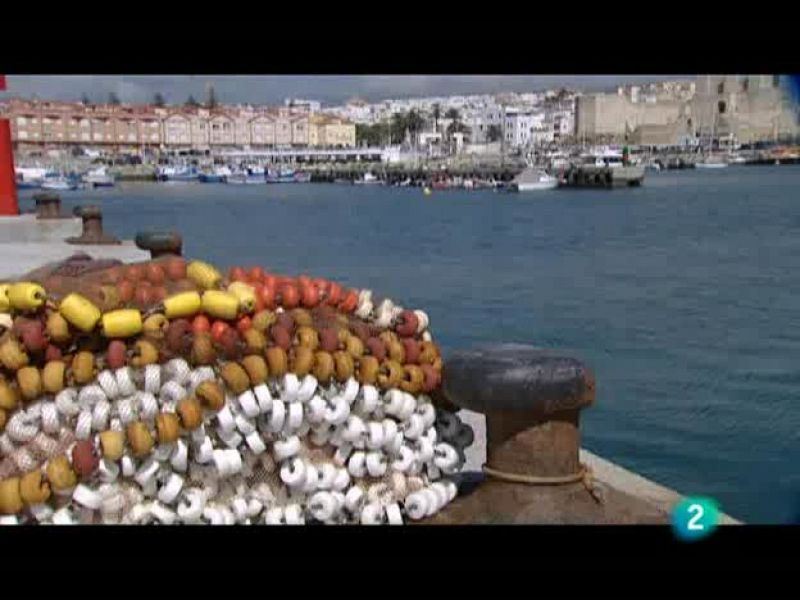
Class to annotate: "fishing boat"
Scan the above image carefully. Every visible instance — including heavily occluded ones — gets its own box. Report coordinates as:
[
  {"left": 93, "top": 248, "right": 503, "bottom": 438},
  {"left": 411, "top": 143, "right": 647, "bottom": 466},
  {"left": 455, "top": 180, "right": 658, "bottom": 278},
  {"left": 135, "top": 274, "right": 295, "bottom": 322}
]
[
  {"left": 510, "top": 167, "right": 559, "bottom": 192},
  {"left": 84, "top": 166, "right": 115, "bottom": 188},
  {"left": 199, "top": 165, "right": 232, "bottom": 183},
  {"left": 41, "top": 176, "right": 79, "bottom": 191},
  {"left": 266, "top": 167, "right": 309, "bottom": 183},
  {"left": 156, "top": 165, "right": 199, "bottom": 182},
  {"left": 15, "top": 176, "right": 41, "bottom": 190},
  {"left": 226, "top": 171, "right": 267, "bottom": 185}
]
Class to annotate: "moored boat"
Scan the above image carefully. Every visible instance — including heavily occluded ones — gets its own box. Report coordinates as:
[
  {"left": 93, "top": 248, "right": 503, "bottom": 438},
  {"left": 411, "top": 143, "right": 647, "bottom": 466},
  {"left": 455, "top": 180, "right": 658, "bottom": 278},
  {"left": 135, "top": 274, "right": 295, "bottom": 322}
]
[
  {"left": 510, "top": 167, "right": 559, "bottom": 192},
  {"left": 84, "top": 166, "right": 115, "bottom": 188},
  {"left": 353, "top": 172, "right": 381, "bottom": 185},
  {"left": 156, "top": 165, "right": 199, "bottom": 182},
  {"left": 266, "top": 167, "right": 310, "bottom": 183},
  {"left": 41, "top": 176, "right": 79, "bottom": 191}
]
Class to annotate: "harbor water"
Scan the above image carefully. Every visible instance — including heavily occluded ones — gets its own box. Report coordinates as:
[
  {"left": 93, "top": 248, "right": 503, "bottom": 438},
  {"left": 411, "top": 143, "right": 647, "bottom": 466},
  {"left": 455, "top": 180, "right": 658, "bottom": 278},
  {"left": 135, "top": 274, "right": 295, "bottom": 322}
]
[{"left": 16, "top": 166, "right": 800, "bottom": 523}]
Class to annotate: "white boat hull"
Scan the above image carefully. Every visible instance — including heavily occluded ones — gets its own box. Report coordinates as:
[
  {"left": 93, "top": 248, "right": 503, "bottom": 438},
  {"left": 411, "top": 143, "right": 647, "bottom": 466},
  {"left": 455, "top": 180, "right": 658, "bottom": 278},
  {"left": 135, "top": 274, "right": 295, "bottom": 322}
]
[
  {"left": 516, "top": 179, "right": 558, "bottom": 192},
  {"left": 695, "top": 162, "right": 728, "bottom": 169}
]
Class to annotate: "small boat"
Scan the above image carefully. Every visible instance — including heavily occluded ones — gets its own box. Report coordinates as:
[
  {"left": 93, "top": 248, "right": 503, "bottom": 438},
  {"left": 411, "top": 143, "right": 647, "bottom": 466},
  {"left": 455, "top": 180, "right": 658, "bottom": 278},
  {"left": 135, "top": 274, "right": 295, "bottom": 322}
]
[
  {"left": 41, "top": 176, "right": 79, "bottom": 191},
  {"left": 695, "top": 155, "right": 729, "bottom": 169},
  {"left": 353, "top": 172, "right": 381, "bottom": 185},
  {"left": 423, "top": 187, "right": 432, "bottom": 196},
  {"left": 226, "top": 171, "right": 267, "bottom": 185},
  {"left": 199, "top": 166, "right": 232, "bottom": 183},
  {"left": 84, "top": 167, "right": 115, "bottom": 188},
  {"left": 15, "top": 176, "right": 42, "bottom": 190},
  {"left": 156, "top": 166, "right": 199, "bottom": 182},
  {"left": 727, "top": 154, "right": 747, "bottom": 165},
  {"left": 266, "top": 167, "right": 309, "bottom": 183},
  {"left": 510, "top": 167, "right": 559, "bottom": 192}
]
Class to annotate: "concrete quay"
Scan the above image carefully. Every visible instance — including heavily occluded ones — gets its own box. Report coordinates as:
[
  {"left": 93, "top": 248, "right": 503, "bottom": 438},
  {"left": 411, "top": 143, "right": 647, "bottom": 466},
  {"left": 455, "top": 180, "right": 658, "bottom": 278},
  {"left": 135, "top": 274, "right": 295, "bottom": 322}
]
[{"left": 0, "top": 212, "right": 148, "bottom": 279}]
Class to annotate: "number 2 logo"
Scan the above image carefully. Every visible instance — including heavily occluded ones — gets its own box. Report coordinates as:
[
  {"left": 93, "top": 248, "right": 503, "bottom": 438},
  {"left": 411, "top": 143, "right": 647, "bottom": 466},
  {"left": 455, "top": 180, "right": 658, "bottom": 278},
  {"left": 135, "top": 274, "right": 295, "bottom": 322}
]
[
  {"left": 687, "top": 503, "right": 705, "bottom": 531},
  {"left": 672, "top": 497, "right": 719, "bottom": 541}
]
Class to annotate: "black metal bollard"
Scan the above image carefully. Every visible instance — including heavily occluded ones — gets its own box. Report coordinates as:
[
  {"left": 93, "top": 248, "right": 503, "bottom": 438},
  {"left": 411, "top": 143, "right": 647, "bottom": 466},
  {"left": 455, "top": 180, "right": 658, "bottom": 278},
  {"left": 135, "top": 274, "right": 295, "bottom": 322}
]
[
  {"left": 65, "top": 205, "right": 121, "bottom": 245},
  {"left": 134, "top": 231, "right": 183, "bottom": 258},
  {"left": 421, "top": 343, "right": 622, "bottom": 524},
  {"left": 33, "top": 192, "right": 64, "bottom": 219}
]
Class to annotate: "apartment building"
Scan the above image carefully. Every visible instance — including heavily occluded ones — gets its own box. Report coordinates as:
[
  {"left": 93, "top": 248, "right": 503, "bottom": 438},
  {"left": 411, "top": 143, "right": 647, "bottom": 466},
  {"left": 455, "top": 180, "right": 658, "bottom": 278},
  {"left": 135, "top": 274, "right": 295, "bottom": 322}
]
[{"left": 0, "top": 99, "right": 357, "bottom": 150}]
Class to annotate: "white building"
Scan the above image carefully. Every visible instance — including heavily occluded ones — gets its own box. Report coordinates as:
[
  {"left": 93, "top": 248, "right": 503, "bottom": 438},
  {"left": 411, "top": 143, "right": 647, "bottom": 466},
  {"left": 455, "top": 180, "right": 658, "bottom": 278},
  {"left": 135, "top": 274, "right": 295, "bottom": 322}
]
[
  {"left": 503, "top": 108, "right": 546, "bottom": 148},
  {"left": 463, "top": 105, "right": 503, "bottom": 143}
]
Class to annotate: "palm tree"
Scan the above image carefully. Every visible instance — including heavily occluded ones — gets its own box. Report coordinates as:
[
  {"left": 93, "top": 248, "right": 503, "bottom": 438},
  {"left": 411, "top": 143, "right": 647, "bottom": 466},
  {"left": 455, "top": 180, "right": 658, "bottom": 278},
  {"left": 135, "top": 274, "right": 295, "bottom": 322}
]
[
  {"left": 108, "top": 92, "right": 121, "bottom": 105},
  {"left": 185, "top": 95, "right": 199, "bottom": 108},
  {"left": 206, "top": 84, "right": 218, "bottom": 109},
  {"left": 444, "top": 108, "right": 460, "bottom": 121},
  {"left": 432, "top": 103, "right": 441, "bottom": 134},
  {"left": 153, "top": 93, "right": 166, "bottom": 107}
]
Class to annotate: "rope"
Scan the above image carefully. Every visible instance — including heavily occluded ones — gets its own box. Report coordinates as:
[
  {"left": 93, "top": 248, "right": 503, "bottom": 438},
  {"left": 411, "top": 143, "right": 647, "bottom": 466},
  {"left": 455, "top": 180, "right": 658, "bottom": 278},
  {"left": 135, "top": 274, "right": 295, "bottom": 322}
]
[{"left": 483, "top": 463, "right": 604, "bottom": 504}]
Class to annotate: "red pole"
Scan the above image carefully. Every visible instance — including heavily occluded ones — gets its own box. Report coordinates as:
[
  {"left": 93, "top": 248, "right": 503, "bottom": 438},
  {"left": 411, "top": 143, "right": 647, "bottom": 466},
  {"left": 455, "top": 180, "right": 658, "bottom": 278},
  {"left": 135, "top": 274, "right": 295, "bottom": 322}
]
[{"left": 0, "top": 74, "right": 20, "bottom": 216}]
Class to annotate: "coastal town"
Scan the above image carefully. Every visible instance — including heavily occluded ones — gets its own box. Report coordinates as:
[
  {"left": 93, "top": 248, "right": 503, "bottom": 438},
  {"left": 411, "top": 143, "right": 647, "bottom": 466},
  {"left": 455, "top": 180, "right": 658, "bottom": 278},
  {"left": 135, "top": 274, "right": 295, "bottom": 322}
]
[
  {"left": 1, "top": 70, "right": 798, "bottom": 532},
  {"left": 2, "top": 74, "right": 799, "bottom": 190}
]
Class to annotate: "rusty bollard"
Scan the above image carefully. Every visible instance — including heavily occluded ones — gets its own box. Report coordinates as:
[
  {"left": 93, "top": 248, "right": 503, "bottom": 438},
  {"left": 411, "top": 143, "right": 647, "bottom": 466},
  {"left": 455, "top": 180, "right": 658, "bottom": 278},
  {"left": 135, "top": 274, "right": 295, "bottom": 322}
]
[
  {"left": 134, "top": 231, "right": 183, "bottom": 258},
  {"left": 65, "top": 205, "right": 121, "bottom": 245},
  {"left": 423, "top": 343, "right": 609, "bottom": 524},
  {"left": 33, "top": 192, "right": 65, "bottom": 219}
]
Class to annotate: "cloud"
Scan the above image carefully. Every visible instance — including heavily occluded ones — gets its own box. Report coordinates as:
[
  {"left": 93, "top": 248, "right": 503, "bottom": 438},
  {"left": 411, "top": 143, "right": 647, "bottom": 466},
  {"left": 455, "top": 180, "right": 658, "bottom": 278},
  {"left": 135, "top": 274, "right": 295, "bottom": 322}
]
[{"left": 3, "top": 75, "right": 683, "bottom": 106}]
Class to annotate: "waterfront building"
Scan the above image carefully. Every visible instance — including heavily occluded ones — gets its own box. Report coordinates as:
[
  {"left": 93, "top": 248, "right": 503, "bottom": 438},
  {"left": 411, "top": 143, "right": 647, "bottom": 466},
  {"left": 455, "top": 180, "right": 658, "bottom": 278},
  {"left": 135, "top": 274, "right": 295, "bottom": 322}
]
[
  {"left": 577, "top": 75, "right": 799, "bottom": 146},
  {"left": 308, "top": 114, "right": 357, "bottom": 148},
  {"left": 1, "top": 99, "right": 356, "bottom": 151}
]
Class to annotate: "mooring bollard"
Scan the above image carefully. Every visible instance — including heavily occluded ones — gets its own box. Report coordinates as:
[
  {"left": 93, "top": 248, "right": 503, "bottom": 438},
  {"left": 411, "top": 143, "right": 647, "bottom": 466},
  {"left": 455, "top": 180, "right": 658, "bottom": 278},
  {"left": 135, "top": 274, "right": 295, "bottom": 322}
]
[
  {"left": 33, "top": 192, "right": 64, "bottom": 219},
  {"left": 134, "top": 230, "right": 183, "bottom": 258},
  {"left": 423, "top": 343, "right": 611, "bottom": 524},
  {"left": 65, "top": 205, "right": 120, "bottom": 245}
]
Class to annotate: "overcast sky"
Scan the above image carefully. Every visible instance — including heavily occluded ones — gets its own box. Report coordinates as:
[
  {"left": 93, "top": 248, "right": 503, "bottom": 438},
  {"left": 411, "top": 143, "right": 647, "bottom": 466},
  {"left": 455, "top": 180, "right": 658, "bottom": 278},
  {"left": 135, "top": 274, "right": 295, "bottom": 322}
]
[{"left": 3, "top": 75, "right": 682, "bottom": 105}]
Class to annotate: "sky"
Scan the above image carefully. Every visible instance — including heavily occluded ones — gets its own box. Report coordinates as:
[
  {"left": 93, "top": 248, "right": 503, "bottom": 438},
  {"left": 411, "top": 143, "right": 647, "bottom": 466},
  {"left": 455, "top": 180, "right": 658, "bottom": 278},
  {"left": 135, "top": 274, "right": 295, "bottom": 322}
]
[{"left": 3, "top": 75, "right": 682, "bottom": 106}]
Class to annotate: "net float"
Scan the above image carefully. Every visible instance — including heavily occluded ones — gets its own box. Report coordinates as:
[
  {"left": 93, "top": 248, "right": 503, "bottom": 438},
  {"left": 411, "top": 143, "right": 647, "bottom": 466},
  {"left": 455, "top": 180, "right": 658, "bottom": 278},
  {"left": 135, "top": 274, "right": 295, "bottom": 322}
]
[
  {"left": 201, "top": 290, "right": 239, "bottom": 321},
  {"left": 164, "top": 257, "right": 187, "bottom": 281},
  {"left": 7, "top": 282, "right": 47, "bottom": 312},
  {"left": 339, "top": 290, "right": 359, "bottom": 313},
  {"left": 101, "top": 309, "right": 143, "bottom": 339},
  {"left": 43, "top": 312, "right": 69, "bottom": 345},
  {"left": 0, "top": 284, "right": 11, "bottom": 312},
  {"left": 59, "top": 293, "right": 101, "bottom": 333},
  {"left": 279, "top": 284, "right": 300, "bottom": 309},
  {"left": 187, "top": 260, "right": 222, "bottom": 290},
  {"left": 227, "top": 281, "right": 257, "bottom": 314},
  {"left": 124, "top": 265, "right": 144, "bottom": 283}
]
